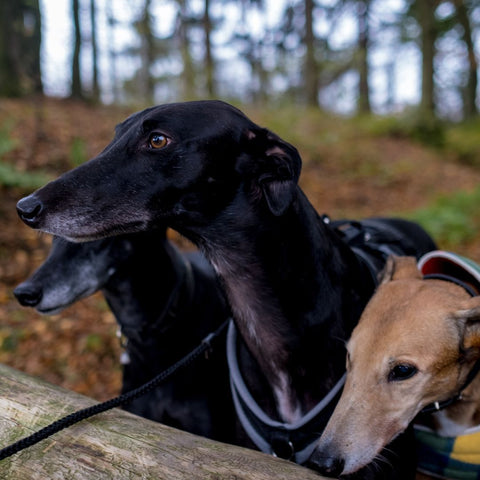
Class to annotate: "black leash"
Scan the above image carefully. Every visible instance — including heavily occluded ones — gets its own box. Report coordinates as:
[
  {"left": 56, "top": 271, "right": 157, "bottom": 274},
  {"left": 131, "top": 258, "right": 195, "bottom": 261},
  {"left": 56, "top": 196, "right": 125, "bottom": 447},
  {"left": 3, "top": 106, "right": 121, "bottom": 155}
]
[{"left": 0, "top": 319, "right": 229, "bottom": 461}]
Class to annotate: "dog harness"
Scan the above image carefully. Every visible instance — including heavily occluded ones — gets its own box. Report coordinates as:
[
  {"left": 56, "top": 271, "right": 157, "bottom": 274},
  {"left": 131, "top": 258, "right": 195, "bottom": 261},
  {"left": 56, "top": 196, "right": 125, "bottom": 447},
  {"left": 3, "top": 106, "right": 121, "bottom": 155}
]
[
  {"left": 414, "top": 251, "right": 480, "bottom": 479},
  {"left": 227, "top": 320, "right": 345, "bottom": 463},
  {"left": 329, "top": 217, "right": 423, "bottom": 286}
]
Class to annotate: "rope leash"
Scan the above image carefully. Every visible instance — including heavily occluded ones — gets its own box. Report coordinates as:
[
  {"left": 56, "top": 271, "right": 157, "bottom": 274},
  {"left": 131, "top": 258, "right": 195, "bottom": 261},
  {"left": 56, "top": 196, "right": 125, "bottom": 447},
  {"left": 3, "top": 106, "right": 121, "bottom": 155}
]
[{"left": 0, "top": 319, "right": 229, "bottom": 461}]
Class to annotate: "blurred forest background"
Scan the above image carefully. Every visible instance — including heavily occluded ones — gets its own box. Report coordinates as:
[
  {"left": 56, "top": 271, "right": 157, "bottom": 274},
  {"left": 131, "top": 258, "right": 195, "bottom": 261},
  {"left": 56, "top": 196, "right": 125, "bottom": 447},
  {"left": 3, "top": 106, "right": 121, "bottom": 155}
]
[{"left": 1, "top": 0, "right": 480, "bottom": 402}]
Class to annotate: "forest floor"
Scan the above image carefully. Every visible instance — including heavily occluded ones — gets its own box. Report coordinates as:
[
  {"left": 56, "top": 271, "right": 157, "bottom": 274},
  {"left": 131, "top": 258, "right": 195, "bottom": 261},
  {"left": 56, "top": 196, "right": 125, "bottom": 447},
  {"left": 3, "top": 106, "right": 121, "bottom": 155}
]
[{"left": 1, "top": 97, "right": 480, "bottom": 402}]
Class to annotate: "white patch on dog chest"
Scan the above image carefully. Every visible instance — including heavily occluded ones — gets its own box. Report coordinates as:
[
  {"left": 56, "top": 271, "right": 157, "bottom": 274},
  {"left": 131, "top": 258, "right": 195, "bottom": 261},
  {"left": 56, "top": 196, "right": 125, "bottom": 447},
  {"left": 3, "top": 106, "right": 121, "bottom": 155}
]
[
  {"left": 209, "top": 250, "right": 303, "bottom": 422},
  {"left": 433, "top": 410, "right": 469, "bottom": 437}
]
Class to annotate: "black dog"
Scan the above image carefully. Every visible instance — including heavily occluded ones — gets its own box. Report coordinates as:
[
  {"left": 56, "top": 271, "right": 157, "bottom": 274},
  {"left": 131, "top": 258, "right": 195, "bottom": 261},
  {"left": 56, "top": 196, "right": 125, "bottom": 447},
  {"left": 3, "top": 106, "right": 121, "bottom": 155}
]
[
  {"left": 13, "top": 229, "right": 236, "bottom": 443},
  {"left": 17, "top": 100, "right": 436, "bottom": 477}
]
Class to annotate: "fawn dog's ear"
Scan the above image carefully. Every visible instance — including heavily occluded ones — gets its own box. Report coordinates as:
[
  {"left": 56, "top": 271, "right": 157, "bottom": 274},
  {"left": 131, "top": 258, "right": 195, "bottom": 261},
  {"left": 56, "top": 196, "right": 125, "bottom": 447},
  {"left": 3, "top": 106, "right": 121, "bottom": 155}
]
[
  {"left": 454, "top": 298, "right": 480, "bottom": 357},
  {"left": 378, "top": 255, "right": 421, "bottom": 285},
  {"left": 236, "top": 127, "right": 302, "bottom": 216}
]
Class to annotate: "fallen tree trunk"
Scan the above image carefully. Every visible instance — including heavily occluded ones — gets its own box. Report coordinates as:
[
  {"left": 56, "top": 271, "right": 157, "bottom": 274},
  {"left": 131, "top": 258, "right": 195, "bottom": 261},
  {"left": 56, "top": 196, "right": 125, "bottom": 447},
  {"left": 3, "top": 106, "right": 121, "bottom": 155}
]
[{"left": 0, "top": 363, "right": 325, "bottom": 479}]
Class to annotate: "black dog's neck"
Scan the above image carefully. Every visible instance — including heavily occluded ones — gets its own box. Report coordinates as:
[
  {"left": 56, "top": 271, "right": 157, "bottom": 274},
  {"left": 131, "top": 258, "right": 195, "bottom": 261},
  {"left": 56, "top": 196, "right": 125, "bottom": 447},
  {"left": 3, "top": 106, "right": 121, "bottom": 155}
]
[
  {"left": 102, "top": 236, "right": 197, "bottom": 359},
  {"left": 197, "top": 188, "right": 371, "bottom": 422}
]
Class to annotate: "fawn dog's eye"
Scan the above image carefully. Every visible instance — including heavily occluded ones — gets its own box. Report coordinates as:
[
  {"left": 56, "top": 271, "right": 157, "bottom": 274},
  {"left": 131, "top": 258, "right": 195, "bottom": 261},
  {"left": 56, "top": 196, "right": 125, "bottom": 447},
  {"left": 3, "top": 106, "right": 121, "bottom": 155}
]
[
  {"left": 148, "top": 133, "right": 168, "bottom": 149},
  {"left": 388, "top": 364, "right": 418, "bottom": 382}
]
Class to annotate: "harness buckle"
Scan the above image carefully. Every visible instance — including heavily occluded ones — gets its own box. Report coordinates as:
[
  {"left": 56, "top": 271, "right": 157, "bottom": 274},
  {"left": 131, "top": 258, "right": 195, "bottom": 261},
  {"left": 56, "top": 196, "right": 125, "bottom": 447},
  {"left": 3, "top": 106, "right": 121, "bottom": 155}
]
[{"left": 271, "top": 435, "right": 294, "bottom": 460}]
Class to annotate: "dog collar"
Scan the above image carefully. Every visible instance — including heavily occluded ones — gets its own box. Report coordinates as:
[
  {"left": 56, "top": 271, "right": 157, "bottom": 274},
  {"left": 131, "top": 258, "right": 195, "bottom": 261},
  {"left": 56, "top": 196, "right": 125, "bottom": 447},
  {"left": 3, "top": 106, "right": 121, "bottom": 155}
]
[
  {"left": 227, "top": 320, "right": 345, "bottom": 463},
  {"left": 418, "top": 250, "right": 480, "bottom": 414}
]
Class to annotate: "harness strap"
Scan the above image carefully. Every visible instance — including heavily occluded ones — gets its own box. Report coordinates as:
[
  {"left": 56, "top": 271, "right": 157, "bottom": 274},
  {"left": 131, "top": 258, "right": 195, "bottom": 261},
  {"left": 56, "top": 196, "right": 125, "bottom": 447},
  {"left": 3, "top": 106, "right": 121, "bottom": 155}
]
[
  {"left": 227, "top": 321, "right": 345, "bottom": 463},
  {"left": 329, "top": 218, "right": 411, "bottom": 288}
]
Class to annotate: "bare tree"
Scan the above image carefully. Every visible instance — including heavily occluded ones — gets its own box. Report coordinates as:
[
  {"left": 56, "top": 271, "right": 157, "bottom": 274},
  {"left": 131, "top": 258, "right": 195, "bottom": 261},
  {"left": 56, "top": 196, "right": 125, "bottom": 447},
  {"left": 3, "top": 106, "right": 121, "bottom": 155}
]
[
  {"left": 0, "top": 0, "right": 42, "bottom": 97},
  {"left": 418, "top": 0, "right": 437, "bottom": 119},
  {"left": 203, "top": 0, "right": 215, "bottom": 97},
  {"left": 176, "top": 0, "right": 196, "bottom": 99},
  {"left": 357, "top": 0, "right": 371, "bottom": 113},
  {"left": 304, "top": 0, "right": 318, "bottom": 106},
  {"left": 71, "top": 0, "right": 84, "bottom": 99},
  {"left": 454, "top": 0, "right": 477, "bottom": 118},
  {"left": 136, "top": 0, "right": 156, "bottom": 103},
  {"left": 90, "top": 0, "right": 100, "bottom": 101}
]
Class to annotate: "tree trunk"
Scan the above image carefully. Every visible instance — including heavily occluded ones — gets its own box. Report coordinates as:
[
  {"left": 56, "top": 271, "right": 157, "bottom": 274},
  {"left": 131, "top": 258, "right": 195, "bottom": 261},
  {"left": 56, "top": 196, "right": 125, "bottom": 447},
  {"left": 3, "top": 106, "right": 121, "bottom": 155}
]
[
  {"left": 304, "top": 0, "right": 318, "bottom": 106},
  {"left": 90, "top": 0, "right": 100, "bottom": 102},
  {"left": 137, "top": 0, "right": 156, "bottom": 104},
  {"left": 71, "top": 0, "right": 83, "bottom": 99},
  {"left": 357, "top": 0, "right": 371, "bottom": 114},
  {"left": 0, "top": 0, "right": 42, "bottom": 97},
  {"left": 177, "top": 0, "right": 196, "bottom": 100},
  {"left": 454, "top": 0, "right": 477, "bottom": 119},
  {"left": 106, "top": 0, "right": 118, "bottom": 103},
  {"left": 0, "top": 363, "right": 326, "bottom": 480},
  {"left": 203, "top": 0, "right": 215, "bottom": 98},
  {"left": 418, "top": 0, "right": 436, "bottom": 119}
]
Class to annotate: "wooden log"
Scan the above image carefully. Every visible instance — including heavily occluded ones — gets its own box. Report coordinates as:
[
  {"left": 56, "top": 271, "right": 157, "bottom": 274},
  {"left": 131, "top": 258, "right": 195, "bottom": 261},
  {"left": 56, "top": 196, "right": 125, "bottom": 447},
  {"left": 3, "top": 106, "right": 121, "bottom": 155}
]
[{"left": 0, "top": 364, "right": 326, "bottom": 479}]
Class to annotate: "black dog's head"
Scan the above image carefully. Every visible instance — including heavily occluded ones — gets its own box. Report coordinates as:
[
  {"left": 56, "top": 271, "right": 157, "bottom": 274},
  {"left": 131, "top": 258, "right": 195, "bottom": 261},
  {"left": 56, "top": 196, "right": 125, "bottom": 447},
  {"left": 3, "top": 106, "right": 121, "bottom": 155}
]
[
  {"left": 13, "top": 229, "right": 168, "bottom": 315},
  {"left": 17, "top": 100, "right": 302, "bottom": 242}
]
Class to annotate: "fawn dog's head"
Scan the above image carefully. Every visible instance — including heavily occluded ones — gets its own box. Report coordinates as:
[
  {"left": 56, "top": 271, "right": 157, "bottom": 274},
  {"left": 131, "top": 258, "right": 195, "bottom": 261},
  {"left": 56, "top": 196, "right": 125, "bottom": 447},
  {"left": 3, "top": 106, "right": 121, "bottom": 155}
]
[{"left": 308, "top": 255, "right": 480, "bottom": 476}]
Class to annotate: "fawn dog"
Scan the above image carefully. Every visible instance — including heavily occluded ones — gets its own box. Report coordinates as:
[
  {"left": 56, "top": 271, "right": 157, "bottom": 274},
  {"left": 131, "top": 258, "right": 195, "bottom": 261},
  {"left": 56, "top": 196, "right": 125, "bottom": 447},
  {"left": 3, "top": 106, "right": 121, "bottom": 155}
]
[{"left": 309, "top": 252, "right": 480, "bottom": 477}]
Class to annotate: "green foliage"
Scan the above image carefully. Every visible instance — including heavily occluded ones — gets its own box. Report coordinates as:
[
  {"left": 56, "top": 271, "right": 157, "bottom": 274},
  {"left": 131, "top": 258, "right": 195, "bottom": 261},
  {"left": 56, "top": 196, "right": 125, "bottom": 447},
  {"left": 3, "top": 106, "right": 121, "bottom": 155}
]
[
  {"left": 84, "top": 333, "right": 103, "bottom": 352},
  {"left": 444, "top": 119, "right": 480, "bottom": 166},
  {"left": 0, "top": 328, "right": 26, "bottom": 353},
  {"left": 0, "top": 121, "right": 51, "bottom": 189},
  {"left": 360, "top": 111, "right": 445, "bottom": 148},
  {"left": 70, "top": 137, "right": 88, "bottom": 167},
  {"left": 0, "top": 122, "right": 17, "bottom": 157},
  {"left": 408, "top": 187, "right": 480, "bottom": 248},
  {"left": 0, "top": 161, "right": 51, "bottom": 189}
]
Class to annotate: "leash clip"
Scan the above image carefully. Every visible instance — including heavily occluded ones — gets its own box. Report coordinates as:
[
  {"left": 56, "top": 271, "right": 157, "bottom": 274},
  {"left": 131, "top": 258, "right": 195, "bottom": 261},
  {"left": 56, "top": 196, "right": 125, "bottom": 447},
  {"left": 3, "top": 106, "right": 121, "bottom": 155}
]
[{"left": 201, "top": 332, "right": 216, "bottom": 359}]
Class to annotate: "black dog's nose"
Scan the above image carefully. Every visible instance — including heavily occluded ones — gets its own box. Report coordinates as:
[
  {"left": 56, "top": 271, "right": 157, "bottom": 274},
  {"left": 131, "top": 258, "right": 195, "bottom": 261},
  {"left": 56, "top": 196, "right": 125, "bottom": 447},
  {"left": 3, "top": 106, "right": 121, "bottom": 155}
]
[
  {"left": 306, "top": 452, "right": 345, "bottom": 477},
  {"left": 17, "top": 194, "right": 44, "bottom": 226},
  {"left": 14, "top": 283, "right": 43, "bottom": 307}
]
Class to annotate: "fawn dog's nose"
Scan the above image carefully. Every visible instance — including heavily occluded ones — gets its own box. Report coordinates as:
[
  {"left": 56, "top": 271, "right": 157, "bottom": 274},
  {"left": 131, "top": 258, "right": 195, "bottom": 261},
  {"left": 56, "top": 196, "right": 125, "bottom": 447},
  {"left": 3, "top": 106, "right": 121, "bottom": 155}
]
[
  {"left": 17, "top": 194, "right": 44, "bottom": 227},
  {"left": 14, "top": 283, "right": 43, "bottom": 307},
  {"left": 306, "top": 451, "right": 345, "bottom": 477}
]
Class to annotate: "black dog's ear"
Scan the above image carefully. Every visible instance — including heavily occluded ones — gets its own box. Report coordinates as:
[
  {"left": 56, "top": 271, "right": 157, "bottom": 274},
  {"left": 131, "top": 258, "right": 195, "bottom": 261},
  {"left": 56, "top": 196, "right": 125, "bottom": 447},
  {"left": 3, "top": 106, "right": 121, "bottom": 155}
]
[{"left": 237, "top": 128, "right": 302, "bottom": 216}]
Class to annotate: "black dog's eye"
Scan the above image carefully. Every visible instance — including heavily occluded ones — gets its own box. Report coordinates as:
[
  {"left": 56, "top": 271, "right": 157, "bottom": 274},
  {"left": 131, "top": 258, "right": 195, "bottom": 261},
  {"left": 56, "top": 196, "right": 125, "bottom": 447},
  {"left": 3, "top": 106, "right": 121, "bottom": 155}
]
[
  {"left": 388, "top": 364, "right": 418, "bottom": 382},
  {"left": 148, "top": 133, "right": 168, "bottom": 149}
]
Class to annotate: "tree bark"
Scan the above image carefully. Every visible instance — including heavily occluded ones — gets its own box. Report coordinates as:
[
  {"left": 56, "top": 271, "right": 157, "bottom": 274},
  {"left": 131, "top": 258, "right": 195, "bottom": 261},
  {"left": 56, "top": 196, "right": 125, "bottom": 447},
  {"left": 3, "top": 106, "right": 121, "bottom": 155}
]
[
  {"left": 90, "top": 0, "right": 100, "bottom": 102},
  {"left": 203, "top": 0, "right": 215, "bottom": 98},
  {"left": 138, "top": 0, "right": 155, "bottom": 104},
  {"left": 454, "top": 0, "right": 477, "bottom": 119},
  {"left": 304, "top": 0, "right": 318, "bottom": 106},
  {"left": 0, "top": 0, "right": 42, "bottom": 97},
  {"left": 177, "top": 0, "right": 196, "bottom": 100},
  {"left": 71, "top": 0, "right": 83, "bottom": 99},
  {"left": 418, "top": 0, "right": 437, "bottom": 119},
  {"left": 357, "top": 0, "right": 371, "bottom": 114}
]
